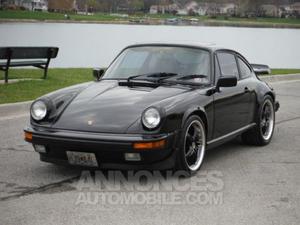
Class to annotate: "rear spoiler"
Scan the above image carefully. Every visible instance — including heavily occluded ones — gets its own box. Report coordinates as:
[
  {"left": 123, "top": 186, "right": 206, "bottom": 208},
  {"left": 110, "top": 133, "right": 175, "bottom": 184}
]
[{"left": 251, "top": 64, "right": 271, "bottom": 75}]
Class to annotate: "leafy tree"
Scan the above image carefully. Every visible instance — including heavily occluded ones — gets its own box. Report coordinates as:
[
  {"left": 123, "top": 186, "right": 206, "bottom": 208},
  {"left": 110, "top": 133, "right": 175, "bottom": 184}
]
[
  {"left": 128, "top": 0, "right": 144, "bottom": 13},
  {"left": 87, "top": 0, "right": 98, "bottom": 9}
]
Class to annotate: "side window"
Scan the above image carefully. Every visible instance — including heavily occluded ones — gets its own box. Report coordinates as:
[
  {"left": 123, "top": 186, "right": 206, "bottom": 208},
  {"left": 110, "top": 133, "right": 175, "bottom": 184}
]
[
  {"left": 237, "top": 57, "right": 252, "bottom": 79},
  {"left": 217, "top": 52, "right": 239, "bottom": 78}
]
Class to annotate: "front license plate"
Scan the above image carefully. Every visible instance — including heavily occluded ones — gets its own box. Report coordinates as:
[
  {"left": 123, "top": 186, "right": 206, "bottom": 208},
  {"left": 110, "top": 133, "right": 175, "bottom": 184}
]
[{"left": 66, "top": 151, "right": 98, "bottom": 167}]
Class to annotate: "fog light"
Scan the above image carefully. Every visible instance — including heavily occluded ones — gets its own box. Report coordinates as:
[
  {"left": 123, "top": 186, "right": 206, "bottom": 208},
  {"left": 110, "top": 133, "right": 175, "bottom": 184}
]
[
  {"left": 125, "top": 153, "right": 141, "bottom": 161},
  {"left": 33, "top": 144, "right": 46, "bottom": 153}
]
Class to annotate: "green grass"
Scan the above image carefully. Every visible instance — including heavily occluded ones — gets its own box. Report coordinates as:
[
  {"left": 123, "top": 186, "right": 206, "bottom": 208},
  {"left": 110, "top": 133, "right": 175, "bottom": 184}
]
[
  {"left": 270, "top": 69, "right": 300, "bottom": 75},
  {"left": 1, "top": 10, "right": 300, "bottom": 27},
  {"left": 0, "top": 68, "right": 91, "bottom": 104},
  {"left": 0, "top": 10, "right": 127, "bottom": 21},
  {"left": 213, "top": 16, "right": 300, "bottom": 25},
  {"left": 1, "top": 68, "right": 300, "bottom": 104}
]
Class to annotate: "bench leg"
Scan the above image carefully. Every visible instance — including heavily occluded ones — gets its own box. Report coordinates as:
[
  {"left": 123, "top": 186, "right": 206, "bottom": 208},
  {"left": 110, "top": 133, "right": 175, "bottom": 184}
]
[
  {"left": 43, "top": 68, "right": 48, "bottom": 79},
  {"left": 4, "top": 69, "right": 8, "bottom": 84}
]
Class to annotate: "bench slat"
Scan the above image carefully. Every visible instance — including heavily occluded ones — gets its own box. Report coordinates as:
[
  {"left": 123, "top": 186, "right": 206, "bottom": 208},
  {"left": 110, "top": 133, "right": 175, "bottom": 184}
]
[
  {"left": 0, "top": 60, "right": 47, "bottom": 67},
  {"left": 0, "top": 47, "right": 59, "bottom": 60}
]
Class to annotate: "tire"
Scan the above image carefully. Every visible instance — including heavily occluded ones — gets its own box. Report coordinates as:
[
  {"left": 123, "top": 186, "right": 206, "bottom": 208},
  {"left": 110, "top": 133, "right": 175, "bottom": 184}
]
[
  {"left": 175, "top": 115, "right": 206, "bottom": 174},
  {"left": 242, "top": 95, "right": 275, "bottom": 146}
]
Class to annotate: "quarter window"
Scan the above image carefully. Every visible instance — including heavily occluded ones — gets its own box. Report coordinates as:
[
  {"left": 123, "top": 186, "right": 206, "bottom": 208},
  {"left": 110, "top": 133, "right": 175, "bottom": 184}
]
[
  {"left": 214, "top": 55, "right": 221, "bottom": 80},
  {"left": 217, "top": 52, "right": 239, "bottom": 78},
  {"left": 237, "top": 57, "right": 252, "bottom": 79}
]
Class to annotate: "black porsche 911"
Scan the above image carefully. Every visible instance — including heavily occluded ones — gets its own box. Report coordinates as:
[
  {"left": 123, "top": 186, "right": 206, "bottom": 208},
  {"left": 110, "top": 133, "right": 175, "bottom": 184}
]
[{"left": 24, "top": 42, "right": 279, "bottom": 173}]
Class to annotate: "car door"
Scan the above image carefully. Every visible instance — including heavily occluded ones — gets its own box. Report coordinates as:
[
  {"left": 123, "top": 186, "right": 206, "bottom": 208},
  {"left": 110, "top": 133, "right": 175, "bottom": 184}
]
[
  {"left": 236, "top": 55, "right": 257, "bottom": 125},
  {"left": 213, "top": 51, "right": 251, "bottom": 139}
]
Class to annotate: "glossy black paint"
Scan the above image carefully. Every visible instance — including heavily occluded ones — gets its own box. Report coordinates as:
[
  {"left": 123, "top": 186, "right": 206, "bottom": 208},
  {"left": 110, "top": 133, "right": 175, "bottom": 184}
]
[
  {"left": 25, "top": 43, "right": 279, "bottom": 169},
  {"left": 93, "top": 68, "right": 105, "bottom": 81}
]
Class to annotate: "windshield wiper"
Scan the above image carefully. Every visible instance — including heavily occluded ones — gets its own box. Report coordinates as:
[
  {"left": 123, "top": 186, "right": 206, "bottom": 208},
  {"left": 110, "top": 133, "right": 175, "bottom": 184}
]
[
  {"left": 127, "top": 72, "right": 178, "bottom": 83},
  {"left": 177, "top": 74, "right": 207, "bottom": 80}
]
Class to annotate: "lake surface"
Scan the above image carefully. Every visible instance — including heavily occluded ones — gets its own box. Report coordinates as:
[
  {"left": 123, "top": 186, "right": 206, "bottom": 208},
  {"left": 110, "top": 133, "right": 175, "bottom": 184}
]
[{"left": 0, "top": 22, "right": 300, "bottom": 68}]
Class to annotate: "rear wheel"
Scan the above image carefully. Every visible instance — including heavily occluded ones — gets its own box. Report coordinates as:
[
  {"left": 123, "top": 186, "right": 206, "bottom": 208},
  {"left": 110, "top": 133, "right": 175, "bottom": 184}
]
[
  {"left": 176, "top": 115, "right": 206, "bottom": 174},
  {"left": 242, "top": 96, "right": 275, "bottom": 146}
]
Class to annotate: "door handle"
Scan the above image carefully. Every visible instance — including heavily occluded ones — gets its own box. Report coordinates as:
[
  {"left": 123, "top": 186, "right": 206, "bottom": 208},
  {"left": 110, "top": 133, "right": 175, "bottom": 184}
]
[{"left": 244, "top": 87, "right": 250, "bottom": 93}]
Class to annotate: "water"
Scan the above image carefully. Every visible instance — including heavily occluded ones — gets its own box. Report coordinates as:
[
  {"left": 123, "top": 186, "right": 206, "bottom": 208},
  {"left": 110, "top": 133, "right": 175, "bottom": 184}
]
[{"left": 0, "top": 22, "right": 300, "bottom": 68}]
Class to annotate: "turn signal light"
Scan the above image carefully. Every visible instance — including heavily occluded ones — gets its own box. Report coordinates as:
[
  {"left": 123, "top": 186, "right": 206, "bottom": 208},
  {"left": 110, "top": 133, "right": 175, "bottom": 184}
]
[
  {"left": 133, "top": 139, "right": 166, "bottom": 150},
  {"left": 24, "top": 131, "right": 33, "bottom": 142}
]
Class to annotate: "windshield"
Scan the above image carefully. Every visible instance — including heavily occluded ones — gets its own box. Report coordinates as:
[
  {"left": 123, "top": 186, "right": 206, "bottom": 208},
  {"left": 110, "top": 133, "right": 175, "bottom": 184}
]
[{"left": 103, "top": 46, "right": 211, "bottom": 84}]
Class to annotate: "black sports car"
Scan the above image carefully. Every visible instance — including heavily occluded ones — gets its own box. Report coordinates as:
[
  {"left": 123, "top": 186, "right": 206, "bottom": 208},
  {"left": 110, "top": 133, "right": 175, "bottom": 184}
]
[{"left": 24, "top": 42, "right": 279, "bottom": 173}]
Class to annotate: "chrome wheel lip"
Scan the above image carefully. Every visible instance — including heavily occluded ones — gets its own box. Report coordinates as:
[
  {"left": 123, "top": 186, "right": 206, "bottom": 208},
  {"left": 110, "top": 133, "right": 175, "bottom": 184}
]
[
  {"left": 184, "top": 120, "right": 206, "bottom": 171},
  {"left": 260, "top": 99, "right": 275, "bottom": 141}
]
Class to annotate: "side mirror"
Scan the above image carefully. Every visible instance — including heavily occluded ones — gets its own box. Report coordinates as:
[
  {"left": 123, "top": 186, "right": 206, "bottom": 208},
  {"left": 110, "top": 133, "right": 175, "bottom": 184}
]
[
  {"left": 251, "top": 64, "right": 271, "bottom": 75},
  {"left": 216, "top": 76, "right": 237, "bottom": 91},
  {"left": 93, "top": 68, "right": 105, "bottom": 81}
]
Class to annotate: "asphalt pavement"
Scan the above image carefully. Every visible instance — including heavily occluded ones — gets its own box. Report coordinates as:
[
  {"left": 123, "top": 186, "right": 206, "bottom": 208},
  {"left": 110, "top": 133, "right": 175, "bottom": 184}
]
[{"left": 0, "top": 80, "right": 299, "bottom": 225}]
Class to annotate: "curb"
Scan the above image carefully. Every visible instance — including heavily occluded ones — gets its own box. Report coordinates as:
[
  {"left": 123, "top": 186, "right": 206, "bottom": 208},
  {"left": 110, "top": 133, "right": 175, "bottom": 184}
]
[
  {"left": 259, "top": 73, "right": 300, "bottom": 83},
  {"left": 0, "top": 78, "right": 43, "bottom": 85},
  {"left": 0, "top": 74, "right": 300, "bottom": 114},
  {"left": 0, "top": 101, "right": 32, "bottom": 118}
]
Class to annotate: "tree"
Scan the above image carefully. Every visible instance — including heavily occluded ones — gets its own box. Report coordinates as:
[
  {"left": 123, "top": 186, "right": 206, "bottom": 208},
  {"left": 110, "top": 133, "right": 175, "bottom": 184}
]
[
  {"left": 143, "top": 0, "right": 157, "bottom": 12},
  {"left": 128, "top": 0, "right": 144, "bottom": 14},
  {"left": 273, "top": 0, "right": 280, "bottom": 17},
  {"left": 86, "top": 0, "right": 98, "bottom": 12}
]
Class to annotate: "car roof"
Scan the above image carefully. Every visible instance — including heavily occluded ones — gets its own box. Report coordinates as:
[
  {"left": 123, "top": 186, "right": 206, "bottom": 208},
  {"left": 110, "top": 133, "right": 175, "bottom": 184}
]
[{"left": 126, "top": 41, "right": 232, "bottom": 52}]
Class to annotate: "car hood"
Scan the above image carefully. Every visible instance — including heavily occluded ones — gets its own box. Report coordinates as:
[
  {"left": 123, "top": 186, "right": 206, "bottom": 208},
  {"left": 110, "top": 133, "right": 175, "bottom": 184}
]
[{"left": 52, "top": 80, "right": 190, "bottom": 133}]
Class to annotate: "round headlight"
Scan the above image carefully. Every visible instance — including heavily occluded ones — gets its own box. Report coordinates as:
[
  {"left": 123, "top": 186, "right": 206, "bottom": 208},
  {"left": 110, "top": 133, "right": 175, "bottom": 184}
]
[
  {"left": 142, "top": 108, "right": 161, "bottom": 129},
  {"left": 31, "top": 100, "right": 47, "bottom": 121}
]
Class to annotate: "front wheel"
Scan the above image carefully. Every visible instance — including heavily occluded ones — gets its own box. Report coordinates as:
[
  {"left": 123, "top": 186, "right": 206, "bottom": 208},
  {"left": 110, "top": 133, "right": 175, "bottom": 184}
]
[
  {"left": 176, "top": 115, "right": 206, "bottom": 174},
  {"left": 242, "top": 96, "right": 275, "bottom": 146}
]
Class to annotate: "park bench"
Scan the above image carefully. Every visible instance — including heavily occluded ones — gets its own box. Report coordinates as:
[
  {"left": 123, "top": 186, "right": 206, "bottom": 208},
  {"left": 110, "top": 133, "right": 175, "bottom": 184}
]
[{"left": 0, "top": 47, "right": 59, "bottom": 83}]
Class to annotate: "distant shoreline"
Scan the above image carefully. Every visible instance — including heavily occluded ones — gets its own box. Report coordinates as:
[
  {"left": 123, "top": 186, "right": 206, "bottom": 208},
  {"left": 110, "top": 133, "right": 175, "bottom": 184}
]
[{"left": 1, "top": 18, "right": 300, "bottom": 29}]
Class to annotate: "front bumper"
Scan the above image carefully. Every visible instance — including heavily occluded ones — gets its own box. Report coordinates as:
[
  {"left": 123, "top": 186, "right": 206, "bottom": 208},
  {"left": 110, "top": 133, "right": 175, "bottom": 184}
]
[{"left": 24, "top": 126, "right": 180, "bottom": 170}]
